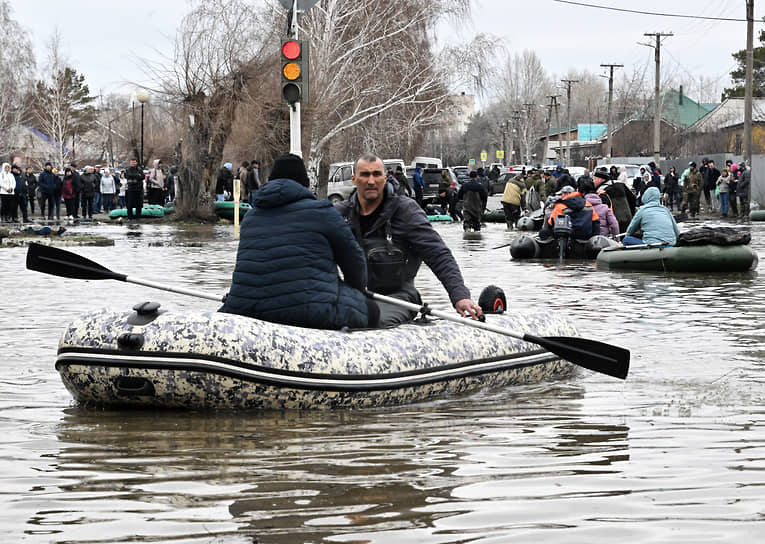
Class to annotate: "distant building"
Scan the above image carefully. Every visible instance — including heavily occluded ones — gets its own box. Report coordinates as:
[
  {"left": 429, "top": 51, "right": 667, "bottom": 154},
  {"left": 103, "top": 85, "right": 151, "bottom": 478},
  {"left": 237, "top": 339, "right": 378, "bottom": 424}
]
[
  {"left": 442, "top": 92, "right": 474, "bottom": 136},
  {"left": 686, "top": 97, "right": 765, "bottom": 154},
  {"left": 604, "top": 87, "right": 716, "bottom": 158},
  {"left": 539, "top": 124, "right": 607, "bottom": 164}
]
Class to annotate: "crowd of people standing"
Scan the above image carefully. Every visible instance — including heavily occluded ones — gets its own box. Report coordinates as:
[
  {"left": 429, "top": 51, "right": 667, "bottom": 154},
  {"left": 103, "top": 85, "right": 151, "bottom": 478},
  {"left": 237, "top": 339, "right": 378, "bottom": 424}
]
[{"left": 0, "top": 159, "right": 178, "bottom": 223}]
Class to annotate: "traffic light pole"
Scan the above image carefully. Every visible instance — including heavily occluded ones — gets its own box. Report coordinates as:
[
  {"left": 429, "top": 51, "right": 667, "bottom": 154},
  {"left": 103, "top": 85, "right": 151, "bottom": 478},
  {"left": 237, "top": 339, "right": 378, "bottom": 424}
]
[
  {"left": 289, "top": 0, "right": 301, "bottom": 157},
  {"left": 290, "top": 102, "right": 301, "bottom": 157}
]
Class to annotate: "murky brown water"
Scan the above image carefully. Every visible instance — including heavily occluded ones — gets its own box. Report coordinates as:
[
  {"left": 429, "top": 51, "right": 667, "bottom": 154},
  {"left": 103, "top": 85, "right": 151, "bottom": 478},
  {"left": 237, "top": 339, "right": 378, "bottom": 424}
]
[{"left": 2, "top": 209, "right": 765, "bottom": 542}]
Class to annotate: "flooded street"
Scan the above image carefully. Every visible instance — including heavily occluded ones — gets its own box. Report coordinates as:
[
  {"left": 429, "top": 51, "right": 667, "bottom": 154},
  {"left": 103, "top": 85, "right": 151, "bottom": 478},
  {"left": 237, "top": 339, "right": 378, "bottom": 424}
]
[{"left": 2, "top": 212, "right": 764, "bottom": 542}]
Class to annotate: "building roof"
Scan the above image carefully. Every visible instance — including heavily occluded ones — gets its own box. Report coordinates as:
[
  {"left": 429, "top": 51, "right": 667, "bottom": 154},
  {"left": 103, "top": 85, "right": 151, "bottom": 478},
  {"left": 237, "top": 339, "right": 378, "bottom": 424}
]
[
  {"left": 688, "top": 97, "right": 765, "bottom": 132},
  {"left": 635, "top": 88, "right": 716, "bottom": 129}
]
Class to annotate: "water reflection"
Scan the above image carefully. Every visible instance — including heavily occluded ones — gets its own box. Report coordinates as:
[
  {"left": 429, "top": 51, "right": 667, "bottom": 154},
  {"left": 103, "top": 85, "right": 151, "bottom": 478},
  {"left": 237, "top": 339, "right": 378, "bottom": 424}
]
[{"left": 3, "top": 216, "right": 765, "bottom": 542}]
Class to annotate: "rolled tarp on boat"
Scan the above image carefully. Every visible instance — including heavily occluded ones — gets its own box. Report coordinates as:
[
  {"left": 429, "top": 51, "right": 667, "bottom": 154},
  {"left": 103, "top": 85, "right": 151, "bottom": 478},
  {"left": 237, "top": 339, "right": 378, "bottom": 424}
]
[{"left": 55, "top": 306, "right": 579, "bottom": 410}]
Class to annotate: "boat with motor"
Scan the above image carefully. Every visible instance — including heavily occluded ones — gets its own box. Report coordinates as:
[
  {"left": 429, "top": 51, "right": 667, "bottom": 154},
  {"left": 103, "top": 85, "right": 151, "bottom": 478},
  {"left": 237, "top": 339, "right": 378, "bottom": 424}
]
[
  {"left": 55, "top": 303, "right": 581, "bottom": 410},
  {"left": 510, "top": 233, "right": 617, "bottom": 260},
  {"left": 596, "top": 226, "right": 758, "bottom": 272}
]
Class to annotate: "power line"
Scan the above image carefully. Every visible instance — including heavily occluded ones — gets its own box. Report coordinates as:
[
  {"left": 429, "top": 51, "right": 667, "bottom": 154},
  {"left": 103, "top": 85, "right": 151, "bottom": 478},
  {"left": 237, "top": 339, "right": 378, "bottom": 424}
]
[{"left": 552, "top": 0, "right": 760, "bottom": 22}]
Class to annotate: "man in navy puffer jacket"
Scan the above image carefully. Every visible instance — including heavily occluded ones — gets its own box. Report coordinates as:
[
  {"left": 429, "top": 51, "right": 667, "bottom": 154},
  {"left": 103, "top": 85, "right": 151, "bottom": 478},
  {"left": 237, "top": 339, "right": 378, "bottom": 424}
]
[{"left": 219, "top": 153, "right": 377, "bottom": 329}]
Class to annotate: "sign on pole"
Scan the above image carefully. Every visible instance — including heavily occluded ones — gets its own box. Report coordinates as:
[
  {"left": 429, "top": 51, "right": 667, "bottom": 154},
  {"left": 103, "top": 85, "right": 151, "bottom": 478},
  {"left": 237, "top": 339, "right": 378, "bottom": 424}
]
[
  {"left": 480, "top": 151, "right": 487, "bottom": 162},
  {"left": 468, "top": 158, "right": 475, "bottom": 166},
  {"left": 496, "top": 150, "right": 504, "bottom": 159}
]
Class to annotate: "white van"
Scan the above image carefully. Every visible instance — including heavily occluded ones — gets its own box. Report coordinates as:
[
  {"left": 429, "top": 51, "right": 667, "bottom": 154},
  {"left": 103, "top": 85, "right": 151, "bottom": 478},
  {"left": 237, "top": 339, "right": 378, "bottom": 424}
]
[
  {"left": 326, "top": 158, "right": 406, "bottom": 203},
  {"left": 411, "top": 156, "right": 442, "bottom": 169}
]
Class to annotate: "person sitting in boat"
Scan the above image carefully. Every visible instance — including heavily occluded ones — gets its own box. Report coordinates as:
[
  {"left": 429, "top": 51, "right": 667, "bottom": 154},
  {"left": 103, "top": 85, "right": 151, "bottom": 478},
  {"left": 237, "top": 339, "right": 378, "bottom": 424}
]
[
  {"left": 579, "top": 180, "right": 619, "bottom": 238},
  {"left": 335, "top": 153, "right": 482, "bottom": 327},
  {"left": 219, "top": 153, "right": 379, "bottom": 330},
  {"left": 593, "top": 169, "right": 635, "bottom": 233},
  {"left": 622, "top": 186, "right": 680, "bottom": 247},
  {"left": 538, "top": 185, "right": 600, "bottom": 241}
]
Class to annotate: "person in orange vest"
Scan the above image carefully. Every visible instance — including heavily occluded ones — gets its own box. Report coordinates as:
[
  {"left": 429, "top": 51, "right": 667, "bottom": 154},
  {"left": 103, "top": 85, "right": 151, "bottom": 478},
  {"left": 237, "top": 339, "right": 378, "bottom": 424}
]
[{"left": 539, "top": 185, "right": 600, "bottom": 240}]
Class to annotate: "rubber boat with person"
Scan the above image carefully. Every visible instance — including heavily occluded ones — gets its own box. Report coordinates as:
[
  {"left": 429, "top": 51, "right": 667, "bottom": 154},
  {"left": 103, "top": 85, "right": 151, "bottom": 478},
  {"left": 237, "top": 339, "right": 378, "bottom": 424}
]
[
  {"left": 26, "top": 244, "right": 629, "bottom": 410},
  {"left": 510, "top": 233, "right": 617, "bottom": 260},
  {"left": 596, "top": 226, "right": 758, "bottom": 273}
]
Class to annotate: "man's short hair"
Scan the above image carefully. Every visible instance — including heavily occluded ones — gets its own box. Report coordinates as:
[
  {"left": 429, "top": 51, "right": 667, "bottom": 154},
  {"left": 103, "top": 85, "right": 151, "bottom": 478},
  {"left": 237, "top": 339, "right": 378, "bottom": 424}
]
[
  {"left": 355, "top": 153, "right": 381, "bottom": 171},
  {"left": 469, "top": 171, "right": 477, "bottom": 178}
]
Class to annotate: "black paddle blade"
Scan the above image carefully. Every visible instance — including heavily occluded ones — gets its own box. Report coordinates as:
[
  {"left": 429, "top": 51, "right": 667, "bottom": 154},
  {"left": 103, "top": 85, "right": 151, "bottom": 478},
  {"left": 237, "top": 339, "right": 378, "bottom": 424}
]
[
  {"left": 26, "top": 243, "right": 126, "bottom": 282},
  {"left": 524, "top": 333, "right": 630, "bottom": 380}
]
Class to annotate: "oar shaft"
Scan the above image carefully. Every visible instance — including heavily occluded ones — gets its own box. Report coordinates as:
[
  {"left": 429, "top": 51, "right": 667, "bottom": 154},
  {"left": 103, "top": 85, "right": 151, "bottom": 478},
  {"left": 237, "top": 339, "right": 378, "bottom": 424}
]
[
  {"left": 125, "top": 275, "right": 223, "bottom": 302},
  {"left": 367, "top": 291, "right": 524, "bottom": 341}
]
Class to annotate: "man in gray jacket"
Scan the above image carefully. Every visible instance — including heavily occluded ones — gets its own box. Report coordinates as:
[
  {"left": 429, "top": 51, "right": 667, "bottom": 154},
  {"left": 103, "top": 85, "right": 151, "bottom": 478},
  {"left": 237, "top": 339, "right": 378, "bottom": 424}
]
[{"left": 335, "top": 153, "right": 482, "bottom": 326}]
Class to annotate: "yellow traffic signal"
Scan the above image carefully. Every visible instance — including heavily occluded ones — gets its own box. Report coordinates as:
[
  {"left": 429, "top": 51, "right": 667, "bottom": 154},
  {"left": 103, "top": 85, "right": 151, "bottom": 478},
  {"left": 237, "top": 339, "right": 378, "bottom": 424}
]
[{"left": 281, "top": 40, "right": 309, "bottom": 104}]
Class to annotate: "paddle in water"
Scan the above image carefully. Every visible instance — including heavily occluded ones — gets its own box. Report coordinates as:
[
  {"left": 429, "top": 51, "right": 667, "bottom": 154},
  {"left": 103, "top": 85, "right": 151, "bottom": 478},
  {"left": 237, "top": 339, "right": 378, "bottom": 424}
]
[
  {"left": 26, "top": 242, "right": 629, "bottom": 380},
  {"left": 365, "top": 290, "right": 629, "bottom": 380}
]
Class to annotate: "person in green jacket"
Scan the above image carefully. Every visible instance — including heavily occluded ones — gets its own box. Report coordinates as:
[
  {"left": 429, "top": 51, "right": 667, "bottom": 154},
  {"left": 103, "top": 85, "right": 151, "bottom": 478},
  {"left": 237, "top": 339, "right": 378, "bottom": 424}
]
[{"left": 683, "top": 162, "right": 703, "bottom": 218}]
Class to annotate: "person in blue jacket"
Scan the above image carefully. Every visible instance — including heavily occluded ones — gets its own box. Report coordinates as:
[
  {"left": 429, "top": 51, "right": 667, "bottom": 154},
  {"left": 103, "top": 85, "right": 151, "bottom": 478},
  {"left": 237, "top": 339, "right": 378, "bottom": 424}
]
[
  {"left": 219, "top": 153, "right": 378, "bottom": 329},
  {"left": 623, "top": 186, "right": 680, "bottom": 246}
]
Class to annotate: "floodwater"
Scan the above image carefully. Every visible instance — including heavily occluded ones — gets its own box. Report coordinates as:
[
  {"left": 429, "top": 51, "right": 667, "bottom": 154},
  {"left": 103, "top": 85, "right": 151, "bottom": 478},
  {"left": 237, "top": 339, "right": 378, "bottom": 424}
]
[{"left": 2, "top": 208, "right": 765, "bottom": 542}]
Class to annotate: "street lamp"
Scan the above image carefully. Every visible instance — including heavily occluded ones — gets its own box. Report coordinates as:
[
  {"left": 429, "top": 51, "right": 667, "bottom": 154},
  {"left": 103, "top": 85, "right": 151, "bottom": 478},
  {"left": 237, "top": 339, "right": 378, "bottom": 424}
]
[{"left": 136, "top": 90, "right": 149, "bottom": 168}]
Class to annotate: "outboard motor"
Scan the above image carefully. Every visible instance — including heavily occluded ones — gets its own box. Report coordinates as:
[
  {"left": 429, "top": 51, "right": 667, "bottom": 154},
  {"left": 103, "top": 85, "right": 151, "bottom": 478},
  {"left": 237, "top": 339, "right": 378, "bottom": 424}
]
[{"left": 553, "top": 213, "right": 573, "bottom": 259}]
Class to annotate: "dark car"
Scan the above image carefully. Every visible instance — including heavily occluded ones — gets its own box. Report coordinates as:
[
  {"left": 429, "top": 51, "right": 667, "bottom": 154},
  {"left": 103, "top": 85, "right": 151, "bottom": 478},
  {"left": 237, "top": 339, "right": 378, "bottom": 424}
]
[
  {"left": 408, "top": 167, "right": 459, "bottom": 205},
  {"left": 452, "top": 166, "right": 470, "bottom": 184},
  {"left": 489, "top": 172, "right": 517, "bottom": 196}
]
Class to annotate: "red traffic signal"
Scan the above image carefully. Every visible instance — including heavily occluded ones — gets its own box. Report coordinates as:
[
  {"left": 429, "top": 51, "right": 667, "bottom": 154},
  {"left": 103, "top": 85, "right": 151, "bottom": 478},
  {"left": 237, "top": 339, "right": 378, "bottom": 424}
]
[{"left": 281, "top": 40, "right": 309, "bottom": 105}]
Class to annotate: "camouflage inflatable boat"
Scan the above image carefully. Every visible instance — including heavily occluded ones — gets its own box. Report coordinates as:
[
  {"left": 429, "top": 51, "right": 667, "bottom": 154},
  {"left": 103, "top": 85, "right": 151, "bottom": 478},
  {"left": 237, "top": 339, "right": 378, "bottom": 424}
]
[{"left": 55, "top": 303, "right": 578, "bottom": 410}]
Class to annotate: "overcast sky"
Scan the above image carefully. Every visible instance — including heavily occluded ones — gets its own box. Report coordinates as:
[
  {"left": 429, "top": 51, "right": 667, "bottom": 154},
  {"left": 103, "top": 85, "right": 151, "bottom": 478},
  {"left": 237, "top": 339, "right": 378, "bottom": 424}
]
[{"left": 9, "top": 0, "right": 764, "bottom": 105}]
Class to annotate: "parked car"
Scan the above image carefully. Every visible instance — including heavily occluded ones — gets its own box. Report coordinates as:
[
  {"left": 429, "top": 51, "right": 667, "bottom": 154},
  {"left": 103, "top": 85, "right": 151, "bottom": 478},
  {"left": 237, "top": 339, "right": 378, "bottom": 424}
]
[
  {"left": 407, "top": 167, "right": 459, "bottom": 204},
  {"left": 452, "top": 166, "right": 470, "bottom": 184},
  {"left": 326, "top": 161, "right": 355, "bottom": 203},
  {"left": 326, "top": 158, "right": 410, "bottom": 203},
  {"left": 489, "top": 172, "right": 524, "bottom": 195},
  {"left": 596, "top": 163, "right": 642, "bottom": 181}
]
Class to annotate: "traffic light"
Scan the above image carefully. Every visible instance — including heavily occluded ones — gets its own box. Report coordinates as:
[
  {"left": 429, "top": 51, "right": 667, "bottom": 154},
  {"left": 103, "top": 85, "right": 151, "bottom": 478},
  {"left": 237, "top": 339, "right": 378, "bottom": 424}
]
[{"left": 281, "top": 40, "right": 309, "bottom": 104}]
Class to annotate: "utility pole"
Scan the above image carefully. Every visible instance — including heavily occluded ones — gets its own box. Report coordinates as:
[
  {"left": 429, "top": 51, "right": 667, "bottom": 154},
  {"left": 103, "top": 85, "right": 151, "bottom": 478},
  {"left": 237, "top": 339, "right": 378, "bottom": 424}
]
[
  {"left": 543, "top": 96, "right": 560, "bottom": 166},
  {"left": 551, "top": 95, "right": 562, "bottom": 166},
  {"left": 512, "top": 110, "right": 522, "bottom": 165},
  {"left": 523, "top": 103, "right": 537, "bottom": 164},
  {"left": 501, "top": 121, "right": 508, "bottom": 167},
  {"left": 600, "top": 64, "right": 623, "bottom": 160},
  {"left": 744, "top": 0, "right": 754, "bottom": 166},
  {"left": 644, "top": 32, "right": 672, "bottom": 166},
  {"left": 561, "top": 79, "right": 578, "bottom": 167}
]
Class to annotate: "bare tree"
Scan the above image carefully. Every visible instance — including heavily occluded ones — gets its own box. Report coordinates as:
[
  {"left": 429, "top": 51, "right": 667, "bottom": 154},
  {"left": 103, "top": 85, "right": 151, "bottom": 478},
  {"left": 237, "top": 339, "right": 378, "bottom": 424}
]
[
  {"left": 299, "top": 0, "right": 477, "bottom": 194},
  {"left": 152, "top": 0, "right": 280, "bottom": 218},
  {"left": 0, "top": 1, "right": 35, "bottom": 159},
  {"left": 491, "top": 50, "right": 554, "bottom": 164}
]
